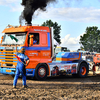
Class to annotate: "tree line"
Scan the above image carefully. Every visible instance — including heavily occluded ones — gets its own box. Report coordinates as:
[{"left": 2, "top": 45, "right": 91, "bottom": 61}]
[{"left": 80, "top": 26, "right": 100, "bottom": 52}]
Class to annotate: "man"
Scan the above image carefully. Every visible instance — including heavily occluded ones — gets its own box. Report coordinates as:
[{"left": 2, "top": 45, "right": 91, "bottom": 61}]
[
  {"left": 33, "top": 39, "right": 37, "bottom": 44},
  {"left": 33, "top": 35, "right": 39, "bottom": 44},
  {"left": 13, "top": 47, "right": 30, "bottom": 88}
]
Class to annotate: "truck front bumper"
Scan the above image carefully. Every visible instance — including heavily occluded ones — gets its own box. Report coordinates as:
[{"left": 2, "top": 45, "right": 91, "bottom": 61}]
[{"left": 0, "top": 67, "right": 35, "bottom": 77}]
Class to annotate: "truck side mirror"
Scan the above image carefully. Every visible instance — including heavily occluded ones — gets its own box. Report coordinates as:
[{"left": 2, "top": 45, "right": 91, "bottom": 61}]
[
  {"left": 29, "top": 35, "right": 34, "bottom": 46},
  {"left": 1, "top": 36, "right": 4, "bottom": 44}
]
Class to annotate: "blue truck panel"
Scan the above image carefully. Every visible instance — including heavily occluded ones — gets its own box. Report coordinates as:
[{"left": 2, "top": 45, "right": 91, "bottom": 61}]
[{"left": 0, "top": 67, "right": 35, "bottom": 77}]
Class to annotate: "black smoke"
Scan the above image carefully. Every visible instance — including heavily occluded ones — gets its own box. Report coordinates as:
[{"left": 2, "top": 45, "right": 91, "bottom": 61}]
[{"left": 20, "top": 0, "right": 56, "bottom": 24}]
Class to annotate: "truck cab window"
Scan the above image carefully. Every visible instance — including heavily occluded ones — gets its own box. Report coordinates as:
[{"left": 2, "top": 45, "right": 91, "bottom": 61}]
[{"left": 28, "top": 33, "right": 39, "bottom": 46}]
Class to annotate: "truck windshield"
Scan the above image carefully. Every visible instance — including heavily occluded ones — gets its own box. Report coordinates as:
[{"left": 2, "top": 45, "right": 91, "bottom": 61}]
[{"left": 2, "top": 33, "right": 26, "bottom": 45}]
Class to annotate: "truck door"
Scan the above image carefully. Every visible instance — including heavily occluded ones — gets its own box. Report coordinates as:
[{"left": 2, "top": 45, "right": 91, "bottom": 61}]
[
  {"left": 25, "top": 32, "right": 51, "bottom": 69},
  {"left": 25, "top": 33, "right": 41, "bottom": 69}
]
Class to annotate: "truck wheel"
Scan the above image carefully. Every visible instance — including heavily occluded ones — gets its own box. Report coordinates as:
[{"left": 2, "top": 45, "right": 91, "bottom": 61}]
[
  {"left": 35, "top": 64, "right": 48, "bottom": 80},
  {"left": 78, "top": 63, "right": 88, "bottom": 78}
]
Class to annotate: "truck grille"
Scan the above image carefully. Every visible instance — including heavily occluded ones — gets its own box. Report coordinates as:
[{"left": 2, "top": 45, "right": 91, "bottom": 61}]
[
  {"left": 0, "top": 49, "right": 17, "bottom": 68},
  {"left": 6, "top": 49, "right": 13, "bottom": 66}
]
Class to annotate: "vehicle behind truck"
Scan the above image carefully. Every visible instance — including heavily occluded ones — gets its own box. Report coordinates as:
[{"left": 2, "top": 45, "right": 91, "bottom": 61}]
[
  {"left": 55, "top": 46, "right": 68, "bottom": 54},
  {"left": 0, "top": 24, "right": 89, "bottom": 80}
]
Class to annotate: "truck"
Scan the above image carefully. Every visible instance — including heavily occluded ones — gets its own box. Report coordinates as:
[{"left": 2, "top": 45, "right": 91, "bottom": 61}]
[
  {"left": 0, "top": 24, "right": 89, "bottom": 80},
  {"left": 55, "top": 46, "right": 68, "bottom": 54},
  {"left": 91, "top": 53, "right": 100, "bottom": 75}
]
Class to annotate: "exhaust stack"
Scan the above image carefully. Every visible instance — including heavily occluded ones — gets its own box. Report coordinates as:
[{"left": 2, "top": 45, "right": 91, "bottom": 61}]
[{"left": 25, "top": 23, "right": 32, "bottom": 26}]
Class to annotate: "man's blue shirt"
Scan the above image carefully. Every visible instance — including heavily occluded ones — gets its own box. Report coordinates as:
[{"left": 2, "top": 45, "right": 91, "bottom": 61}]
[
  {"left": 16, "top": 53, "right": 29, "bottom": 69},
  {"left": 33, "top": 40, "right": 37, "bottom": 44}
]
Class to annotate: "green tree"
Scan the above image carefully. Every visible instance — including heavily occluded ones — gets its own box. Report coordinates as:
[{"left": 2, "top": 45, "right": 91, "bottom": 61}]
[
  {"left": 80, "top": 26, "right": 100, "bottom": 52},
  {"left": 41, "top": 20, "right": 61, "bottom": 44}
]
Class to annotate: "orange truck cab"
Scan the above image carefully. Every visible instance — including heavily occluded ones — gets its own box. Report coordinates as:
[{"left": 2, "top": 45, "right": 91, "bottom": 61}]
[
  {"left": 92, "top": 53, "right": 100, "bottom": 74},
  {"left": 93, "top": 53, "right": 100, "bottom": 64},
  {"left": 0, "top": 25, "right": 89, "bottom": 80}
]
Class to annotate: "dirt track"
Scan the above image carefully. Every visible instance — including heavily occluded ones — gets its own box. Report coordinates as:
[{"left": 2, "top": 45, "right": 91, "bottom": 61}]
[{"left": 0, "top": 71, "right": 100, "bottom": 100}]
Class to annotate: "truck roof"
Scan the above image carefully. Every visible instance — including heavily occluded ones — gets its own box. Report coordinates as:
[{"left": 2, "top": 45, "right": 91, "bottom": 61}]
[{"left": 2, "top": 25, "right": 50, "bottom": 33}]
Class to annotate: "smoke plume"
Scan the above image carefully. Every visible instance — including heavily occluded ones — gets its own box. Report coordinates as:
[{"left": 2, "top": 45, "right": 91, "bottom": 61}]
[{"left": 20, "top": 0, "right": 56, "bottom": 24}]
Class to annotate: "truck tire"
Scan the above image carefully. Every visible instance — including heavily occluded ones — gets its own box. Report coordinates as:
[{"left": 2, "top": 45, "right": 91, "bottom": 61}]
[
  {"left": 35, "top": 64, "right": 48, "bottom": 80},
  {"left": 78, "top": 63, "right": 88, "bottom": 78}
]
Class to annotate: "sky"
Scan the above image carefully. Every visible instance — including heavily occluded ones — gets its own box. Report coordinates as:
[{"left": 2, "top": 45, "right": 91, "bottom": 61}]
[{"left": 0, "top": 0, "right": 100, "bottom": 51}]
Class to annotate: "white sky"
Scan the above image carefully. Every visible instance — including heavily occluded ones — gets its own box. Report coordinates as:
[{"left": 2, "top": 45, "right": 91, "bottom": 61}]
[{"left": 0, "top": 0, "right": 100, "bottom": 50}]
